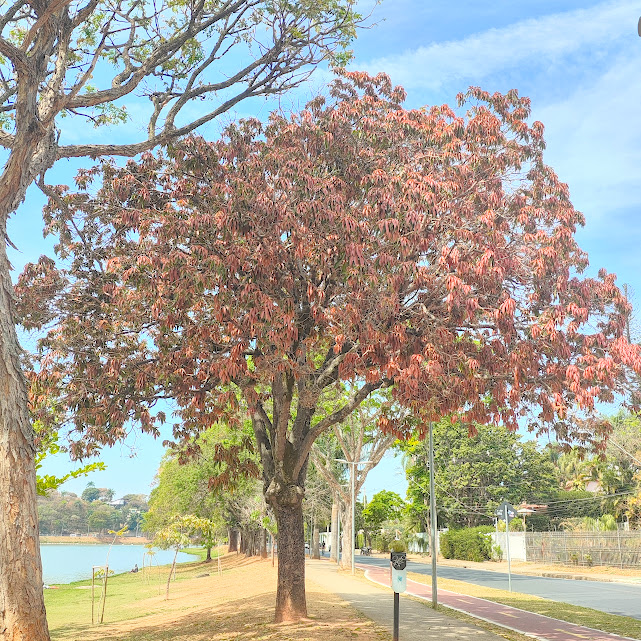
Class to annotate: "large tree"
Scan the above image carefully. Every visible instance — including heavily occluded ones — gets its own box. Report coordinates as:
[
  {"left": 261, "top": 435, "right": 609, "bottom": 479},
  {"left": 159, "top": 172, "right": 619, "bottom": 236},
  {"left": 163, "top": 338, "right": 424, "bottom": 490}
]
[
  {"left": 18, "top": 71, "right": 641, "bottom": 621},
  {"left": 0, "top": 2, "right": 360, "bottom": 637},
  {"left": 403, "top": 420, "right": 558, "bottom": 529}
]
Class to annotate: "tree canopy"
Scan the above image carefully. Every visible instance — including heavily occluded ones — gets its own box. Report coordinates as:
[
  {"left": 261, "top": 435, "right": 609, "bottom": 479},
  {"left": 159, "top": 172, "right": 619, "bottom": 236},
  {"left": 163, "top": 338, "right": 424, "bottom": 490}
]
[
  {"left": 18, "top": 70, "right": 641, "bottom": 620},
  {"left": 1, "top": 2, "right": 363, "bottom": 637},
  {"left": 403, "top": 420, "right": 558, "bottom": 529}
]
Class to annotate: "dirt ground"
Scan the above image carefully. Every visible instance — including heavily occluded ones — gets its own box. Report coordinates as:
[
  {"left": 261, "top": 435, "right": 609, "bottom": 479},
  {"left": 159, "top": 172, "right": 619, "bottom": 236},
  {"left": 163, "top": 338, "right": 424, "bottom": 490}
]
[{"left": 50, "top": 555, "right": 389, "bottom": 641}]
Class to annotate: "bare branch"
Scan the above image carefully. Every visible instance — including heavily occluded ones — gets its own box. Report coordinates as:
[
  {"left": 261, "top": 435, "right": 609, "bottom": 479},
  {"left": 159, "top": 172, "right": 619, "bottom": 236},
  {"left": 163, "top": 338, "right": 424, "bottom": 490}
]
[
  {"left": 0, "top": 131, "right": 14, "bottom": 149},
  {"left": 293, "top": 380, "right": 386, "bottom": 479}
]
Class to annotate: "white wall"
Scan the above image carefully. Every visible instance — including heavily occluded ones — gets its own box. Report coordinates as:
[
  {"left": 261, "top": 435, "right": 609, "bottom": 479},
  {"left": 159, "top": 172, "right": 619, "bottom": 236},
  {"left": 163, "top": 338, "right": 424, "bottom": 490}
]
[{"left": 491, "top": 532, "right": 526, "bottom": 561}]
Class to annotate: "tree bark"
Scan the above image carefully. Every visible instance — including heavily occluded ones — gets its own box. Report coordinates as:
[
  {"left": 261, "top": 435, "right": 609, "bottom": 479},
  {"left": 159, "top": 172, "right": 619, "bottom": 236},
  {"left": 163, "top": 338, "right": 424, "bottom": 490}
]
[
  {"left": 228, "top": 528, "right": 239, "bottom": 553},
  {"left": 272, "top": 494, "right": 307, "bottom": 622},
  {"left": 261, "top": 528, "right": 268, "bottom": 559},
  {"left": 0, "top": 227, "right": 50, "bottom": 640},
  {"left": 205, "top": 546, "right": 212, "bottom": 562},
  {"left": 330, "top": 499, "right": 338, "bottom": 561},
  {"left": 312, "top": 525, "right": 320, "bottom": 560},
  {"left": 339, "top": 503, "right": 353, "bottom": 571}
]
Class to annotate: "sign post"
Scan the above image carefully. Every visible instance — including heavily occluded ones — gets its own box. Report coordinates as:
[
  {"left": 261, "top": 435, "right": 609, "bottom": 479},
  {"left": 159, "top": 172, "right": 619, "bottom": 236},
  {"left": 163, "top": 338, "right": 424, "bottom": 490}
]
[
  {"left": 495, "top": 501, "right": 516, "bottom": 592},
  {"left": 390, "top": 551, "right": 407, "bottom": 641}
]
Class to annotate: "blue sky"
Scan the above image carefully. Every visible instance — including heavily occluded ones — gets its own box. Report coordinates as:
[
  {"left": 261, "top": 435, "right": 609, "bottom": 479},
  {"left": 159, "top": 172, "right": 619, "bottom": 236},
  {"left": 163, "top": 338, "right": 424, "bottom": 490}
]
[{"left": 12, "top": 0, "right": 641, "bottom": 500}]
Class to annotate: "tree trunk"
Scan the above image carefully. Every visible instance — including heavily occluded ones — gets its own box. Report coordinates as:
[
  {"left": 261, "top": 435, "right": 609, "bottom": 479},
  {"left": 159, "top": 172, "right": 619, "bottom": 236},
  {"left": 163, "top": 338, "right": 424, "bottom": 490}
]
[
  {"left": 340, "top": 504, "right": 353, "bottom": 571},
  {"left": 205, "top": 546, "right": 212, "bottom": 562},
  {"left": 0, "top": 231, "right": 50, "bottom": 641},
  {"left": 312, "top": 525, "right": 320, "bottom": 560},
  {"left": 272, "top": 497, "right": 307, "bottom": 622},
  {"left": 228, "top": 528, "right": 239, "bottom": 553},
  {"left": 165, "top": 549, "right": 179, "bottom": 600},
  {"left": 329, "top": 500, "right": 338, "bottom": 561},
  {"left": 261, "top": 528, "right": 268, "bottom": 559}
]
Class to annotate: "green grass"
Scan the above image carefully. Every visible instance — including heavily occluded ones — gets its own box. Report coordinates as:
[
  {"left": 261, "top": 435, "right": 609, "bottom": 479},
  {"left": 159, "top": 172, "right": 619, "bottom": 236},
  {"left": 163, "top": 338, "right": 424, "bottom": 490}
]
[
  {"left": 44, "top": 556, "right": 209, "bottom": 631},
  {"left": 408, "top": 572, "right": 641, "bottom": 639}
]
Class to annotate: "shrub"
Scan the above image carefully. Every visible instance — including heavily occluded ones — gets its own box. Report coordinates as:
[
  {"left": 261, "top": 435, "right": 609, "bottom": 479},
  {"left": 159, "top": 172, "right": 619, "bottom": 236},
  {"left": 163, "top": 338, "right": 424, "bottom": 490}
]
[{"left": 440, "top": 526, "right": 494, "bottom": 562}]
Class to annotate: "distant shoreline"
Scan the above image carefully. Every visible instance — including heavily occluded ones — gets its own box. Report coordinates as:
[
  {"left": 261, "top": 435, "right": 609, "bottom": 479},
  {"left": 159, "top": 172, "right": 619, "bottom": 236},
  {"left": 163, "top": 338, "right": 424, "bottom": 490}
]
[{"left": 40, "top": 535, "right": 152, "bottom": 545}]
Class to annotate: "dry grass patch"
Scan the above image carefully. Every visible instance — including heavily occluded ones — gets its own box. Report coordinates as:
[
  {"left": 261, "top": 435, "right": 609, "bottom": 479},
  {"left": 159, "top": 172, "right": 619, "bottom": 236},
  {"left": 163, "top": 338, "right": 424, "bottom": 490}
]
[{"left": 47, "top": 554, "right": 388, "bottom": 641}]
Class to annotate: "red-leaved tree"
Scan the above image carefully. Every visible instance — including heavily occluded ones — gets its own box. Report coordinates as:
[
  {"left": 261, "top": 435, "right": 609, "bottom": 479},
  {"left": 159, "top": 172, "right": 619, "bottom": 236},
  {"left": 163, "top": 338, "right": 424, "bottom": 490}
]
[{"left": 17, "top": 70, "right": 641, "bottom": 621}]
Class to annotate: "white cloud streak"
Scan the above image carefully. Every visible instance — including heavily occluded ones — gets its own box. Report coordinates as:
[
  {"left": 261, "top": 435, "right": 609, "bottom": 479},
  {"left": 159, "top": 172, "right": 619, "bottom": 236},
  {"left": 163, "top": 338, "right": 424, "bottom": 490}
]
[{"left": 360, "top": 0, "right": 637, "bottom": 89}]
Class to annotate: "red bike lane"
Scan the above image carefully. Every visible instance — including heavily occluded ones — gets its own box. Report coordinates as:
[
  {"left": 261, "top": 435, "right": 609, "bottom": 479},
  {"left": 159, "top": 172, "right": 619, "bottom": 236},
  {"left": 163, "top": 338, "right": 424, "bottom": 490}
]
[{"left": 362, "top": 565, "right": 636, "bottom": 641}]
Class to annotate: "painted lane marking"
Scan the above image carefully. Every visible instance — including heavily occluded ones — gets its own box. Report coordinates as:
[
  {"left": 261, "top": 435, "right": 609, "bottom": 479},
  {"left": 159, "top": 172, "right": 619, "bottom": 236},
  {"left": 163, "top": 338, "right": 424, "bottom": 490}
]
[{"left": 554, "top": 629, "right": 589, "bottom": 639}]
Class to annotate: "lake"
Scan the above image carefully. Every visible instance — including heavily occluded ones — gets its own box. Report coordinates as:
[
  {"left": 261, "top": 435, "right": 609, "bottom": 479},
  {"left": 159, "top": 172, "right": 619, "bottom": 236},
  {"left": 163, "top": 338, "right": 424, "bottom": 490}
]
[{"left": 40, "top": 544, "right": 193, "bottom": 585}]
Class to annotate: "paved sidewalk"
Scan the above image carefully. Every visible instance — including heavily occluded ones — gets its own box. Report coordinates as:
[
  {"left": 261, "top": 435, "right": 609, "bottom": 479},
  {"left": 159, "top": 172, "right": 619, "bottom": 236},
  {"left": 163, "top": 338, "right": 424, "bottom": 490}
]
[{"left": 305, "top": 559, "right": 505, "bottom": 641}]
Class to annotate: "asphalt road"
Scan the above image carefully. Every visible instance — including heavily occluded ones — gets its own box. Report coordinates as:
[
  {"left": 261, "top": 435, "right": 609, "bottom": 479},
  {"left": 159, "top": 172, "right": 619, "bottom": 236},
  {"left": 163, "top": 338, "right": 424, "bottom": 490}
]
[{"left": 355, "top": 555, "right": 641, "bottom": 620}]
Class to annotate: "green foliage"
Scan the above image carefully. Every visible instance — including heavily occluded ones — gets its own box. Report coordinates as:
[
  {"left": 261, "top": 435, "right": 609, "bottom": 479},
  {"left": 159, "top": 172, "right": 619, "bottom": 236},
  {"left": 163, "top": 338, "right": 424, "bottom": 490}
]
[
  {"left": 562, "top": 514, "right": 618, "bottom": 531},
  {"left": 144, "top": 422, "right": 259, "bottom": 538},
  {"left": 440, "top": 526, "right": 494, "bottom": 562},
  {"left": 403, "top": 419, "right": 558, "bottom": 529},
  {"left": 38, "top": 487, "right": 149, "bottom": 536},
  {"left": 35, "top": 426, "right": 105, "bottom": 497},
  {"left": 362, "top": 490, "right": 405, "bottom": 532},
  {"left": 389, "top": 539, "right": 406, "bottom": 552}
]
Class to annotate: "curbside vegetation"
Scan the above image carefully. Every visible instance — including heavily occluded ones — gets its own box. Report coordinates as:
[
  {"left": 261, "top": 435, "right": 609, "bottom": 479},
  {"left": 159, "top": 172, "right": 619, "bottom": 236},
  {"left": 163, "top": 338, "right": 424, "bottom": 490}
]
[{"left": 440, "top": 527, "right": 495, "bottom": 562}]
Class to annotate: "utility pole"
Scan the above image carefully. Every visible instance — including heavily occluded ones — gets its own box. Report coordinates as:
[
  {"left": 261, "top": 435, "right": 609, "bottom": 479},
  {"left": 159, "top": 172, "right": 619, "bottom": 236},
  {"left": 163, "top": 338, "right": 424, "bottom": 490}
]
[{"left": 428, "top": 423, "right": 438, "bottom": 609}]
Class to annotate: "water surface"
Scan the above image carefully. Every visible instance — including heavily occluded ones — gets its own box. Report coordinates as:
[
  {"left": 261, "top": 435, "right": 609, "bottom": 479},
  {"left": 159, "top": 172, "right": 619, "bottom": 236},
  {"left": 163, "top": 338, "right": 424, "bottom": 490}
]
[{"left": 41, "top": 544, "right": 193, "bottom": 585}]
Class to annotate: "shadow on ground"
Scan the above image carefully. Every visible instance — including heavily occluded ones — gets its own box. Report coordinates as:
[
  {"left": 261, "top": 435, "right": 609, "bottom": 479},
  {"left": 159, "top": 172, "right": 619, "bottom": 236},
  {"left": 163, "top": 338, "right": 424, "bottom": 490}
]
[{"left": 50, "top": 589, "right": 387, "bottom": 641}]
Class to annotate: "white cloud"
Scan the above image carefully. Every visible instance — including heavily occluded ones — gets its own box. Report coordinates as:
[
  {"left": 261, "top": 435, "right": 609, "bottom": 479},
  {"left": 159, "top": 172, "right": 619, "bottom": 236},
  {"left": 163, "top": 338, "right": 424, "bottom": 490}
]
[
  {"left": 535, "top": 53, "right": 641, "bottom": 214},
  {"left": 360, "top": 0, "right": 637, "bottom": 90}
]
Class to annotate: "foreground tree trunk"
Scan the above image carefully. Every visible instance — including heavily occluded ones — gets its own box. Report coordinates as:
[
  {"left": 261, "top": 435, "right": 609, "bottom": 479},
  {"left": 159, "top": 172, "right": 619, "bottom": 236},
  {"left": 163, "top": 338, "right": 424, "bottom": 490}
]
[
  {"left": 272, "top": 490, "right": 307, "bottom": 622},
  {"left": 0, "top": 235, "right": 50, "bottom": 641}
]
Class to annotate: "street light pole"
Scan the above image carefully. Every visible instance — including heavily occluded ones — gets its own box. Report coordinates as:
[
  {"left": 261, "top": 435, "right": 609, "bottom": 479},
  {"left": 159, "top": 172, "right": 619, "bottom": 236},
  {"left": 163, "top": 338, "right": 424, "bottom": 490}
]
[
  {"left": 428, "top": 422, "right": 438, "bottom": 609},
  {"left": 412, "top": 427, "right": 438, "bottom": 609}
]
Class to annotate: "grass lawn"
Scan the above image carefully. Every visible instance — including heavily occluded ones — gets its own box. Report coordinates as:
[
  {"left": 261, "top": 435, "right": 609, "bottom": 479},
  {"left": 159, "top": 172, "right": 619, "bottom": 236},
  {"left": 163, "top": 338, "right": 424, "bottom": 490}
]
[
  {"left": 407, "top": 572, "right": 641, "bottom": 639},
  {"left": 45, "top": 554, "right": 388, "bottom": 641}
]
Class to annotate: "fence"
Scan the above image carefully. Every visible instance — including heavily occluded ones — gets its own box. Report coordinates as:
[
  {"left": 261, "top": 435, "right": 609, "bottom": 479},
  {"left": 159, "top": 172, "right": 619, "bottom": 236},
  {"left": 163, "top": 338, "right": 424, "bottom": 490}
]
[{"left": 525, "top": 531, "right": 641, "bottom": 568}]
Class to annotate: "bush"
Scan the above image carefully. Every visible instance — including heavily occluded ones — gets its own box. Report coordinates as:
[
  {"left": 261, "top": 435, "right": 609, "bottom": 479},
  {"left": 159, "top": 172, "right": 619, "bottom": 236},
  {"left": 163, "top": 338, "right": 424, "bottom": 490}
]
[
  {"left": 373, "top": 532, "right": 393, "bottom": 553},
  {"left": 440, "top": 526, "right": 494, "bottom": 562}
]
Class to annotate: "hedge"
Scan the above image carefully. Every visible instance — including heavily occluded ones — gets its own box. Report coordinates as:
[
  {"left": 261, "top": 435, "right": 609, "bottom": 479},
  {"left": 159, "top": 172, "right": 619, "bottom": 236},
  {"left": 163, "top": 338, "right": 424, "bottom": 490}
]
[{"left": 440, "top": 526, "right": 494, "bottom": 562}]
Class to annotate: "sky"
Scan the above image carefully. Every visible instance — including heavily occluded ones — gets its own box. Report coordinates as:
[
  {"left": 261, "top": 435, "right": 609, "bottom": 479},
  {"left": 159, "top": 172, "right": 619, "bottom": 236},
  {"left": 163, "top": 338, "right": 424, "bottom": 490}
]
[{"left": 10, "top": 0, "right": 641, "bottom": 501}]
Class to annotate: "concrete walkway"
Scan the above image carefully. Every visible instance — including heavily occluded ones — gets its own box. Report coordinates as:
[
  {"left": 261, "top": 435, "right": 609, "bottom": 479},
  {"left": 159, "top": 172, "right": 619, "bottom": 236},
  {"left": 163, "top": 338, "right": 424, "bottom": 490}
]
[{"left": 305, "top": 559, "right": 504, "bottom": 641}]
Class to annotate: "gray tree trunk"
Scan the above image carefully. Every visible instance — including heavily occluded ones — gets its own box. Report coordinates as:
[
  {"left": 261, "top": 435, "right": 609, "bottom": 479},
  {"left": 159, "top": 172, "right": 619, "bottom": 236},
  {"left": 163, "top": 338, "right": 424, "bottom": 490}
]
[{"left": 330, "top": 499, "right": 338, "bottom": 561}]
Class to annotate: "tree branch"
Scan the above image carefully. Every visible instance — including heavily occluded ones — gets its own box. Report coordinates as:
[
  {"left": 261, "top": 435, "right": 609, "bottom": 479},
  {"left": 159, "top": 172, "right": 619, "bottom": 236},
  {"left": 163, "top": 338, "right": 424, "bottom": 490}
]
[
  {"left": 293, "top": 380, "right": 386, "bottom": 479},
  {"left": 0, "top": 37, "right": 28, "bottom": 73}
]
